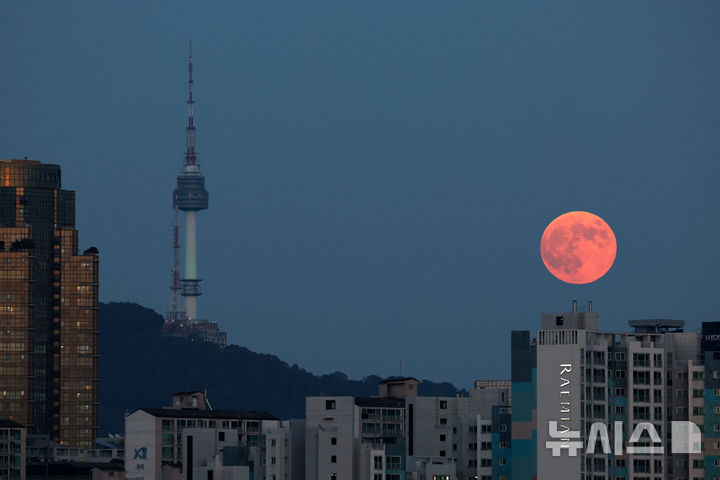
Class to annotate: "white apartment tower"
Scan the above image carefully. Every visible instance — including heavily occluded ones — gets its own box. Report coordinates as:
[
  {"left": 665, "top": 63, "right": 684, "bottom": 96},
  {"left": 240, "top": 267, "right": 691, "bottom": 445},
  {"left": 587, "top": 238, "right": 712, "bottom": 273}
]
[{"left": 536, "top": 302, "right": 702, "bottom": 480}]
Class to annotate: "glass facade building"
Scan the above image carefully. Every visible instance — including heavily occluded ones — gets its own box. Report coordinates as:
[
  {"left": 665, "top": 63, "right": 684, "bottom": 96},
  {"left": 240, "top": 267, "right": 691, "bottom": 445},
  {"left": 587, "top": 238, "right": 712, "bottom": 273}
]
[{"left": 0, "top": 159, "right": 98, "bottom": 448}]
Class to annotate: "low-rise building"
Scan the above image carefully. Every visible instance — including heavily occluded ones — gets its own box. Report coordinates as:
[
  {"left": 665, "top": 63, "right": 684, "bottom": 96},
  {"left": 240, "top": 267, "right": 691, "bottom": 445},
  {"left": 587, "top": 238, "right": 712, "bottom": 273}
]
[
  {"left": 0, "top": 418, "right": 25, "bottom": 480},
  {"left": 306, "top": 377, "right": 511, "bottom": 480},
  {"left": 124, "top": 392, "right": 278, "bottom": 480}
]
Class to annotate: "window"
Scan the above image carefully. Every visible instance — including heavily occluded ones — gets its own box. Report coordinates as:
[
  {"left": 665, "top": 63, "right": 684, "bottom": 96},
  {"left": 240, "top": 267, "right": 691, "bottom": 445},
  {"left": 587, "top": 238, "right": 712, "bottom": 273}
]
[
  {"left": 633, "top": 370, "right": 650, "bottom": 384},
  {"left": 653, "top": 389, "right": 663, "bottom": 402},
  {"left": 439, "top": 450, "right": 446, "bottom": 457},
  {"left": 634, "top": 459, "right": 650, "bottom": 472},
  {"left": 439, "top": 418, "right": 447, "bottom": 425},
  {"left": 615, "top": 352, "right": 625, "bottom": 361},
  {"left": 633, "top": 389, "right": 650, "bottom": 402},
  {"left": 218, "top": 432, "right": 225, "bottom": 441},
  {"left": 633, "top": 406, "right": 650, "bottom": 420},
  {"left": 556, "top": 316, "right": 564, "bottom": 326},
  {"left": 373, "top": 456, "right": 383, "bottom": 470},
  {"left": 386, "top": 456, "right": 401, "bottom": 470},
  {"left": 633, "top": 353, "right": 649, "bottom": 367},
  {"left": 499, "top": 441, "right": 508, "bottom": 448},
  {"left": 326, "top": 400, "right": 336, "bottom": 410},
  {"left": 331, "top": 437, "right": 337, "bottom": 445},
  {"left": 439, "top": 434, "right": 446, "bottom": 441},
  {"left": 439, "top": 400, "right": 447, "bottom": 409},
  {"left": 331, "top": 455, "right": 337, "bottom": 463},
  {"left": 499, "top": 424, "right": 507, "bottom": 432},
  {"left": 653, "top": 354, "right": 663, "bottom": 368}
]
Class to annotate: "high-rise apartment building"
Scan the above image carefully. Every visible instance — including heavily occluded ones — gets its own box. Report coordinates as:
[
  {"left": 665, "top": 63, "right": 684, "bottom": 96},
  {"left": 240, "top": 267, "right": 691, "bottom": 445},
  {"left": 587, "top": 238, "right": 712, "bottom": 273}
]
[
  {"left": 0, "top": 159, "right": 98, "bottom": 448},
  {"left": 512, "top": 302, "right": 707, "bottom": 480}
]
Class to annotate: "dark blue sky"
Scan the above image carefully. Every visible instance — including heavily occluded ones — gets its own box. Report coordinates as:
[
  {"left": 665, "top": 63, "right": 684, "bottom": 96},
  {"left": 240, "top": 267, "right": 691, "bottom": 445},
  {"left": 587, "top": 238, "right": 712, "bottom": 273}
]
[{"left": 2, "top": 1, "right": 719, "bottom": 388}]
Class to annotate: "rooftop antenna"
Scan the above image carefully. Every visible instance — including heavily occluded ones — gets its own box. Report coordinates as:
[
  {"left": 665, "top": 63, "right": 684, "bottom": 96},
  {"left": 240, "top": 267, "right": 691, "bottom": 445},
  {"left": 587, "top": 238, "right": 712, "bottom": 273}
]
[{"left": 204, "top": 387, "right": 213, "bottom": 411}]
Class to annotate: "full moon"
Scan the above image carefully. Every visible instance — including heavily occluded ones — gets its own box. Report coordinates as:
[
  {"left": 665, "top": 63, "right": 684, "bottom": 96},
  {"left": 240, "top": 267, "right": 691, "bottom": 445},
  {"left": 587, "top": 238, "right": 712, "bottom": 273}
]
[{"left": 540, "top": 211, "right": 617, "bottom": 284}]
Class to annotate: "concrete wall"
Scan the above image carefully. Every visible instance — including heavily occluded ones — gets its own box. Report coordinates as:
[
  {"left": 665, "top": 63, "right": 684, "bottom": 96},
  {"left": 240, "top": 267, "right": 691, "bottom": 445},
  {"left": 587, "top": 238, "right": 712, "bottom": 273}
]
[
  {"left": 306, "top": 397, "right": 355, "bottom": 480},
  {"left": 124, "top": 410, "right": 159, "bottom": 480}
]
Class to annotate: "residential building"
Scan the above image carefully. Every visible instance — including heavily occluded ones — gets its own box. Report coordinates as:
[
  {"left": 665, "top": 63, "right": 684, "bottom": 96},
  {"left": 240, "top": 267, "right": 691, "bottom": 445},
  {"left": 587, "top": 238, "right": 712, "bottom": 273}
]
[
  {"left": 513, "top": 301, "right": 705, "bottom": 480},
  {"left": 0, "top": 158, "right": 99, "bottom": 448},
  {"left": 264, "top": 419, "right": 306, "bottom": 480},
  {"left": 0, "top": 418, "right": 25, "bottom": 480},
  {"left": 509, "top": 330, "right": 536, "bottom": 480},
  {"left": 306, "top": 377, "right": 510, "bottom": 480},
  {"left": 124, "top": 392, "right": 279, "bottom": 480}
]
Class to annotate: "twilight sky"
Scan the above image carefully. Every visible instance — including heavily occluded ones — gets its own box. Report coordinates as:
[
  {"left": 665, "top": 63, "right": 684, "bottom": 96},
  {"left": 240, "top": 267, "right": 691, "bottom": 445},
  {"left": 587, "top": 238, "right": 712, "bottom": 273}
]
[{"left": 2, "top": 1, "right": 719, "bottom": 388}]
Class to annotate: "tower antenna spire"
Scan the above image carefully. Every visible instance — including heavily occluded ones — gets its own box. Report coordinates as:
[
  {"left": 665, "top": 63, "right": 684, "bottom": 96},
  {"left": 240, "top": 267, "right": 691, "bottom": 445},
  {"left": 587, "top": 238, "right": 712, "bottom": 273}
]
[{"left": 185, "top": 40, "right": 197, "bottom": 167}]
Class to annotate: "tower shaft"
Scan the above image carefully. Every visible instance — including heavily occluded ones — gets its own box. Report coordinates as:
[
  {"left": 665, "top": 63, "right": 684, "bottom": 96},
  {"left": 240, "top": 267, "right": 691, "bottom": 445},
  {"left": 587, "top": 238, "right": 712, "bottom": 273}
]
[{"left": 184, "top": 210, "right": 199, "bottom": 321}]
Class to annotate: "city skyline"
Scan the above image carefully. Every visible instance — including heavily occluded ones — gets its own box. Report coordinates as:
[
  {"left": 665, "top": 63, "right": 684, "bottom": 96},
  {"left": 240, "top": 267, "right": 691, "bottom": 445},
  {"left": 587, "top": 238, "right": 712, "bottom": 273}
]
[{"left": 1, "top": 1, "right": 719, "bottom": 387}]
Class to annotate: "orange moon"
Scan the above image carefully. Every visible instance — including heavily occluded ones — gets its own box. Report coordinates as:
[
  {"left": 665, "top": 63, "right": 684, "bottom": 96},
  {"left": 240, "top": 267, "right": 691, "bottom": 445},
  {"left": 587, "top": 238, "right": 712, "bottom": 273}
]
[{"left": 540, "top": 211, "right": 617, "bottom": 284}]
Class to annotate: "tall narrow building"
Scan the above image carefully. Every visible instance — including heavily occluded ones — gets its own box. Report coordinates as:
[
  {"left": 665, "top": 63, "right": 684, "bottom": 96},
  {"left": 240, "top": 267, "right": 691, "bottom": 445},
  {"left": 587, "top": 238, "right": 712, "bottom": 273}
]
[{"left": 0, "top": 159, "right": 99, "bottom": 448}]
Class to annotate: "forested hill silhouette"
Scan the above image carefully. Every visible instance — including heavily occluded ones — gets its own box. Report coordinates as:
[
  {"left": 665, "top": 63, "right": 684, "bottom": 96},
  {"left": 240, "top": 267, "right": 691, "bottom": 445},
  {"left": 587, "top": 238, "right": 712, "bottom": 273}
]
[{"left": 99, "top": 302, "right": 461, "bottom": 435}]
